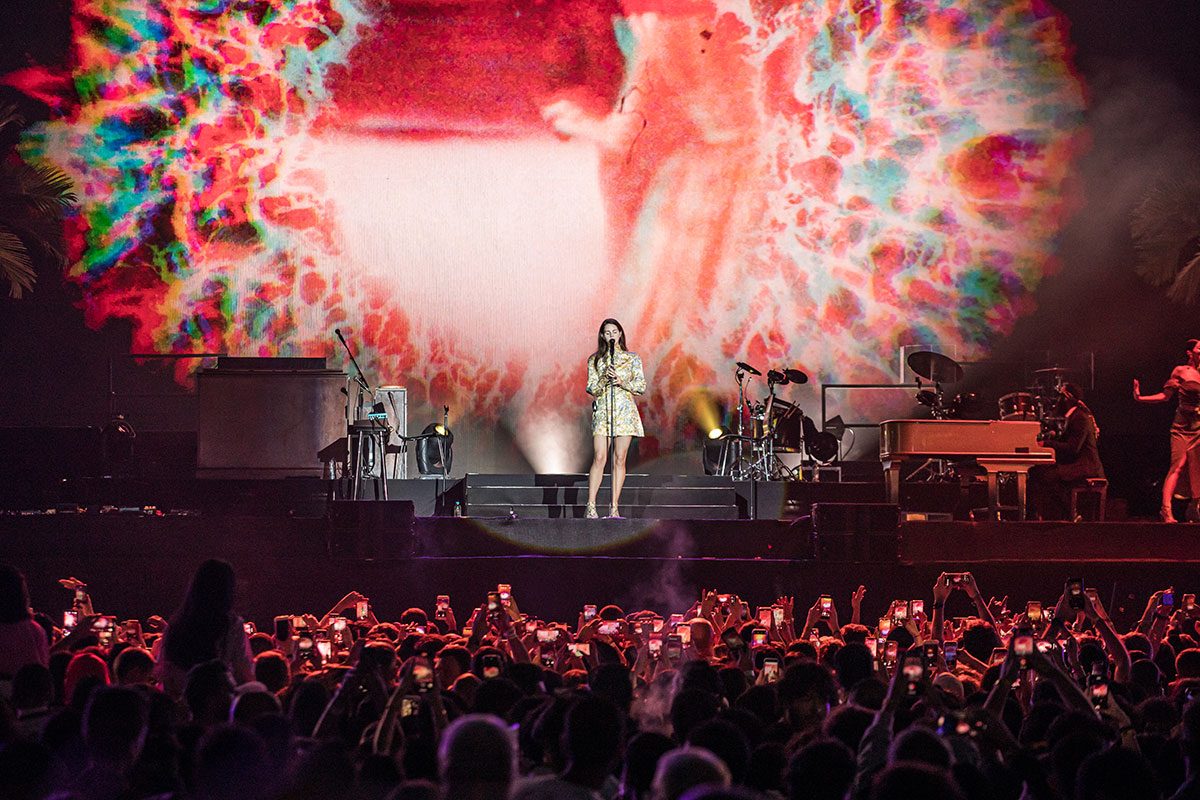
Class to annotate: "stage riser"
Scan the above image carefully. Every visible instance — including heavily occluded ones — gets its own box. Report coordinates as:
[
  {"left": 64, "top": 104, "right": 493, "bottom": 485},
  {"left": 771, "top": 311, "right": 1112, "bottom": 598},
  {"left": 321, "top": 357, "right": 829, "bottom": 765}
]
[
  {"left": 465, "top": 487, "right": 737, "bottom": 506},
  {"left": 28, "top": 478, "right": 457, "bottom": 518},
  {"left": 464, "top": 473, "right": 734, "bottom": 488},
  {"left": 7, "top": 475, "right": 1040, "bottom": 523},
  {"left": 756, "top": 482, "right": 994, "bottom": 520},
  {"left": 4, "top": 520, "right": 1195, "bottom": 623},
  {"left": 464, "top": 474, "right": 740, "bottom": 519},
  {"left": 0, "top": 516, "right": 802, "bottom": 561},
  {"left": 755, "top": 482, "right": 887, "bottom": 518},
  {"left": 896, "top": 521, "right": 1200, "bottom": 563},
  {"left": 464, "top": 505, "right": 739, "bottom": 520}
]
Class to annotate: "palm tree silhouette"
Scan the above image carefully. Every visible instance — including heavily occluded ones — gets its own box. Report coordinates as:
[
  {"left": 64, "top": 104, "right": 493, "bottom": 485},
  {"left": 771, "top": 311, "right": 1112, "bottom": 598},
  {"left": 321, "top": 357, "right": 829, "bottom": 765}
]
[
  {"left": 1132, "top": 173, "right": 1200, "bottom": 305},
  {"left": 0, "top": 104, "right": 76, "bottom": 298}
]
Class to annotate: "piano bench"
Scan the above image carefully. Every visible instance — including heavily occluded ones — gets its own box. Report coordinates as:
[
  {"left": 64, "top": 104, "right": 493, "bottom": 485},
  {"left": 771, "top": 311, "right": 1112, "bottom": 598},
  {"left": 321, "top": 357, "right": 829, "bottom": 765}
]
[{"left": 1070, "top": 478, "right": 1108, "bottom": 522}]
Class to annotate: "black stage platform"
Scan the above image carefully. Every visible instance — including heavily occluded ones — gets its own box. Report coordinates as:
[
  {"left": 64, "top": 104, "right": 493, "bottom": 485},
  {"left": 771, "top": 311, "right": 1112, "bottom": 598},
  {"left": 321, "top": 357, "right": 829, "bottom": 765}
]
[
  {"left": 5, "top": 471, "right": 1018, "bottom": 522},
  {"left": 2, "top": 501, "right": 1196, "bottom": 630},
  {"left": 0, "top": 467, "right": 1191, "bottom": 628}
]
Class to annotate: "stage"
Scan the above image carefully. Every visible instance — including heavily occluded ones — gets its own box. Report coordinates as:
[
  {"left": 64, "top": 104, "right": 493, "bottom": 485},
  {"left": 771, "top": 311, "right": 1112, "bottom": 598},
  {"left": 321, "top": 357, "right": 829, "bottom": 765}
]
[{"left": 1, "top": 472, "right": 1195, "bottom": 628}]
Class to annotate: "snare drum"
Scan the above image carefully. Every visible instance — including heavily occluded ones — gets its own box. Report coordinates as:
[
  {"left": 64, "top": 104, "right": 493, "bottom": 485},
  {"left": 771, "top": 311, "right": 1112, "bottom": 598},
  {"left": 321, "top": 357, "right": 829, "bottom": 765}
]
[{"left": 998, "top": 392, "right": 1038, "bottom": 421}]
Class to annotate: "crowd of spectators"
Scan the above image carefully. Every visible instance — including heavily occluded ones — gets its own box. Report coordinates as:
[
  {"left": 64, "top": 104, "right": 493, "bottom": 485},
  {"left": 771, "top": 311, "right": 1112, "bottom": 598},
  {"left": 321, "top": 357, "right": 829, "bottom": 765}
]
[{"left": 1, "top": 559, "right": 1199, "bottom": 800}]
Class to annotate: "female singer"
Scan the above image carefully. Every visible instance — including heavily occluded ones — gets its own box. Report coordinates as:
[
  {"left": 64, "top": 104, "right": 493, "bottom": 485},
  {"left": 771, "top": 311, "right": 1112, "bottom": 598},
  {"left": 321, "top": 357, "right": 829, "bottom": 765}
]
[
  {"left": 1133, "top": 338, "right": 1200, "bottom": 522},
  {"left": 585, "top": 319, "right": 646, "bottom": 518}
]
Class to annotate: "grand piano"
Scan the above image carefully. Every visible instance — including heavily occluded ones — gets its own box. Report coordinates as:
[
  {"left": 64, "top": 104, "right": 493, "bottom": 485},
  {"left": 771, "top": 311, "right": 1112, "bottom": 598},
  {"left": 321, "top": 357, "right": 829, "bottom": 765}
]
[{"left": 879, "top": 420, "right": 1054, "bottom": 520}]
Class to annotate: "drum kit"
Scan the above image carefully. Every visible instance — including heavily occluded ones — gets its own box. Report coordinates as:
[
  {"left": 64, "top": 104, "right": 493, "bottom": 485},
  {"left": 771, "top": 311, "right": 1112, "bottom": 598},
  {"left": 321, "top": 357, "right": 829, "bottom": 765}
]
[
  {"left": 908, "top": 351, "right": 978, "bottom": 420},
  {"left": 712, "top": 352, "right": 1076, "bottom": 479},
  {"left": 907, "top": 351, "right": 1075, "bottom": 434},
  {"left": 714, "top": 361, "right": 840, "bottom": 480},
  {"left": 999, "top": 366, "right": 1077, "bottom": 434}
]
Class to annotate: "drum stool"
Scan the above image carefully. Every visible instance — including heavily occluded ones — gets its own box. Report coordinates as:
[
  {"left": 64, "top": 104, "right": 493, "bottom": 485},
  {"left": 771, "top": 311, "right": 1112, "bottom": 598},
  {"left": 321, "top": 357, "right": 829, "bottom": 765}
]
[{"left": 1070, "top": 478, "right": 1107, "bottom": 522}]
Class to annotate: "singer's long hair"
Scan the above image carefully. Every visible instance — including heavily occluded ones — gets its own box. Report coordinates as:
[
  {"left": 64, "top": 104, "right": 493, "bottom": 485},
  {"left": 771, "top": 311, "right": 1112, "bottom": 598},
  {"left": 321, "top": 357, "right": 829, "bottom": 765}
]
[{"left": 590, "top": 318, "right": 628, "bottom": 370}]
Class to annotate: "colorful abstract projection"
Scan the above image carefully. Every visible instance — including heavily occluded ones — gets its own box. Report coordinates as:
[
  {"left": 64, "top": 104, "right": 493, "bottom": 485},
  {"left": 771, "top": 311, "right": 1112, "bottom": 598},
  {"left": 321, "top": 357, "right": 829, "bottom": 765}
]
[{"left": 25, "top": 0, "right": 1085, "bottom": 469}]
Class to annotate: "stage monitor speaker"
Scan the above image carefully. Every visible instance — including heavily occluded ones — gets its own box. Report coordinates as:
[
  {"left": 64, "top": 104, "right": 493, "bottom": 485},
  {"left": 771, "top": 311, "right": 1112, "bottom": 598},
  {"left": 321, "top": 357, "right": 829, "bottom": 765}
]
[{"left": 326, "top": 500, "right": 415, "bottom": 559}]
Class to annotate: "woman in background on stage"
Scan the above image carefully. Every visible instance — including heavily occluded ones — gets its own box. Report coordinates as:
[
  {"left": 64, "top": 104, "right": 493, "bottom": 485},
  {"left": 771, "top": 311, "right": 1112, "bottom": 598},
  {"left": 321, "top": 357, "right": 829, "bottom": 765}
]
[
  {"left": 586, "top": 319, "right": 646, "bottom": 519},
  {"left": 1133, "top": 338, "right": 1200, "bottom": 522}
]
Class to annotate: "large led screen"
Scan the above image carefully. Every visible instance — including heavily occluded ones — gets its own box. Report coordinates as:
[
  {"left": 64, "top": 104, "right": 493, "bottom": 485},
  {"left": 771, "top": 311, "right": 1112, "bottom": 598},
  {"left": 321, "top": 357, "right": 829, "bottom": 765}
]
[{"left": 15, "top": 0, "right": 1086, "bottom": 470}]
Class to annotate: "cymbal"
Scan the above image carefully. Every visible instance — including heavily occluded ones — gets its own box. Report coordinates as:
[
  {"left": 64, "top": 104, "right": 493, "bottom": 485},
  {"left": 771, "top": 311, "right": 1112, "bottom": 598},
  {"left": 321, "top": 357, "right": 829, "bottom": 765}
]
[
  {"left": 906, "top": 351, "right": 963, "bottom": 383},
  {"left": 735, "top": 361, "right": 761, "bottom": 376},
  {"left": 783, "top": 368, "right": 808, "bottom": 385},
  {"left": 1033, "top": 367, "right": 1075, "bottom": 377}
]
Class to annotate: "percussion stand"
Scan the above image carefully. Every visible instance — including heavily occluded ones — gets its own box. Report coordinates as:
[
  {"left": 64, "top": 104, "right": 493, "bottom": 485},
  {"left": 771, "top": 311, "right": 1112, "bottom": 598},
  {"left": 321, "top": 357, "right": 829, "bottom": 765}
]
[
  {"left": 732, "top": 367, "right": 748, "bottom": 479},
  {"left": 767, "top": 402, "right": 802, "bottom": 482},
  {"left": 910, "top": 378, "right": 956, "bottom": 482},
  {"left": 744, "top": 400, "right": 770, "bottom": 481},
  {"left": 750, "top": 378, "right": 798, "bottom": 481}
]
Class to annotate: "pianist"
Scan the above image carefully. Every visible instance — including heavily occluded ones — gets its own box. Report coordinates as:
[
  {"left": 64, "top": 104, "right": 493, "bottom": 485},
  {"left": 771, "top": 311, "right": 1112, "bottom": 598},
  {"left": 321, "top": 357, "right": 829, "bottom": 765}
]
[{"left": 1029, "top": 383, "right": 1104, "bottom": 520}]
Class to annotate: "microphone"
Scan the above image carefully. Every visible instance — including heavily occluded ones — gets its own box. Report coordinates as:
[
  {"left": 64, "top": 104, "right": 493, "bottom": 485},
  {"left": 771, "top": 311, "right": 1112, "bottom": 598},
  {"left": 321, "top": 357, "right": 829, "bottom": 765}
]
[
  {"left": 334, "top": 328, "right": 347, "bottom": 345},
  {"left": 608, "top": 340, "right": 615, "bottom": 359}
]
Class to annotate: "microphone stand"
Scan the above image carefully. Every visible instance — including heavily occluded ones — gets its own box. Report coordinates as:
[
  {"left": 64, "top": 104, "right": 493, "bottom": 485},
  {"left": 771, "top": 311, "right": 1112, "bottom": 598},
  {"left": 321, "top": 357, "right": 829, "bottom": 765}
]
[
  {"left": 607, "top": 341, "right": 616, "bottom": 514},
  {"left": 335, "top": 328, "right": 373, "bottom": 422},
  {"left": 439, "top": 405, "right": 450, "bottom": 478},
  {"left": 334, "top": 329, "right": 385, "bottom": 500}
]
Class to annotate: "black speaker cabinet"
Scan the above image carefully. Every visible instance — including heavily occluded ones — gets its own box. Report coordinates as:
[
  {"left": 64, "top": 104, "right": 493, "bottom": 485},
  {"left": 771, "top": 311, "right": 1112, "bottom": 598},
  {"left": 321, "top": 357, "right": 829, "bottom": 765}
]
[
  {"left": 812, "top": 502, "right": 900, "bottom": 562},
  {"left": 325, "top": 500, "right": 416, "bottom": 559}
]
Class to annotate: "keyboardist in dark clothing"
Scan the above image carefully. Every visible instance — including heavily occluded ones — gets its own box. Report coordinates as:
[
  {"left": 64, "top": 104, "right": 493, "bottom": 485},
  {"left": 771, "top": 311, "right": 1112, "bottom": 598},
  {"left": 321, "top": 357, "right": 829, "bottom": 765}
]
[{"left": 1029, "top": 383, "right": 1104, "bottom": 520}]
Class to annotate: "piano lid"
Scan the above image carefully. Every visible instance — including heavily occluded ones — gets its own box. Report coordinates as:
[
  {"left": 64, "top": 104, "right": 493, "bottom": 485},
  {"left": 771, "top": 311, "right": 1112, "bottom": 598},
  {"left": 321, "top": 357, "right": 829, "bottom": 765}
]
[{"left": 879, "top": 419, "right": 1053, "bottom": 461}]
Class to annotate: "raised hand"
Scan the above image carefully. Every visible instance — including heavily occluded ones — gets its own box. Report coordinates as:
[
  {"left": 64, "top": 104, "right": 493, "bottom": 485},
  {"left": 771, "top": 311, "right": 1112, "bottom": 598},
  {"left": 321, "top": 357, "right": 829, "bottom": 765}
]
[
  {"left": 827, "top": 597, "right": 842, "bottom": 633},
  {"left": 850, "top": 585, "right": 866, "bottom": 624},
  {"left": 933, "top": 573, "right": 952, "bottom": 604},
  {"left": 777, "top": 596, "right": 795, "bottom": 624},
  {"left": 1083, "top": 588, "right": 1112, "bottom": 623},
  {"left": 804, "top": 598, "right": 823, "bottom": 634},
  {"left": 963, "top": 572, "right": 981, "bottom": 600}
]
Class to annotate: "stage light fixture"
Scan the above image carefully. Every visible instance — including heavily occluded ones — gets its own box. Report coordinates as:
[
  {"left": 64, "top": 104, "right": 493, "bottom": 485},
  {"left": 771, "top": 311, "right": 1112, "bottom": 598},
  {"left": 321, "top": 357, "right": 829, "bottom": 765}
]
[
  {"left": 702, "top": 438, "right": 726, "bottom": 476},
  {"left": 416, "top": 423, "right": 453, "bottom": 477},
  {"left": 806, "top": 430, "right": 840, "bottom": 464},
  {"left": 707, "top": 427, "right": 724, "bottom": 439},
  {"left": 805, "top": 414, "right": 846, "bottom": 464}
]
